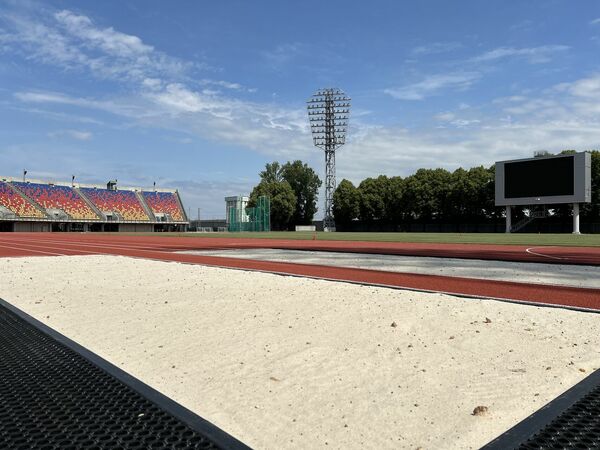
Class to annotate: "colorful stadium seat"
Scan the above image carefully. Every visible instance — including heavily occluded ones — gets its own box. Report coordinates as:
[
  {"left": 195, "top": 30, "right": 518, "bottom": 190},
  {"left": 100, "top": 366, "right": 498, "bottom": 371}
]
[
  {"left": 80, "top": 188, "right": 150, "bottom": 221},
  {"left": 142, "top": 191, "right": 185, "bottom": 221},
  {"left": 0, "top": 182, "right": 46, "bottom": 218},
  {"left": 13, "top": 182, "right": 99, "bottom": 220}
]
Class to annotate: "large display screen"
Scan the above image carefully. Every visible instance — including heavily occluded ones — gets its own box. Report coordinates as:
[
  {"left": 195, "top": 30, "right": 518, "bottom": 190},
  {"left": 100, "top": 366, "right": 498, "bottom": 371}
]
[
  {"left": 495, "top": 152, "right": 590, "bottom": 206},
  {"left": 504, "top": 155, "right": 574, "bottom": 198}
]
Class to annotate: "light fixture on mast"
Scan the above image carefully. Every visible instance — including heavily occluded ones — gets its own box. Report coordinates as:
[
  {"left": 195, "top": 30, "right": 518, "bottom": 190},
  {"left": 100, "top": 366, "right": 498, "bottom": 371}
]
[{"left": 307, "top": 88, "right": 351, "bottom": 231}]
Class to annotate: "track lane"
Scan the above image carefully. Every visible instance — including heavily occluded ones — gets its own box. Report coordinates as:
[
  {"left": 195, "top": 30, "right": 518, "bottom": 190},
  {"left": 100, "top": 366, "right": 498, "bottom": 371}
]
[
  {"left": 0, "top": 233, "right": 598, "bottom": 310},
  {"left": 3, "top": 233, "right": 600, "bottom": 265}
]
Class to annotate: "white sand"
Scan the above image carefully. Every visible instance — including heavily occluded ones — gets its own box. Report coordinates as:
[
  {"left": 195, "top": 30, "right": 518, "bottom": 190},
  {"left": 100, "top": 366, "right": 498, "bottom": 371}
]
[
  {"left": 180, "top": 248, "right": 600, "bottom": 289},
  {"left": 0, "top": 255, "right": 598, "bottom": 450}
]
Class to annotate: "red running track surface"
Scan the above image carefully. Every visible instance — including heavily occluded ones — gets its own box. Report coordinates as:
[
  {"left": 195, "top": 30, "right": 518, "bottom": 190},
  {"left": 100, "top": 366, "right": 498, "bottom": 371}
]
[{"left": 0, "top": 233, "right": 598, "bottom": 311}]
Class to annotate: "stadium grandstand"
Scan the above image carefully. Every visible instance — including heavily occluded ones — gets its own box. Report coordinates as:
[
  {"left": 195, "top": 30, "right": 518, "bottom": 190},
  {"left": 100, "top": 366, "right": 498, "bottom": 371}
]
[
  {"left": 0, "top": 181, "right": 47, "bottom": 220},
  {"left": 142, "top": 191, "right": 186, "bottom": 222},
  {"left": 80, "top": 187, "right": 150, "bottom": 222},
  {"left": 0, "top": 177, "right": 188, "bottom": 232},
  {"left": 14, "top": 182, "right": 100, "bottom": 221}
]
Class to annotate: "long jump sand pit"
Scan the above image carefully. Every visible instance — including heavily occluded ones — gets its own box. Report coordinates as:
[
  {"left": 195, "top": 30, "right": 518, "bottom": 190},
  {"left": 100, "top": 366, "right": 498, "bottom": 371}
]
[{"left": 1, "top": 254, "right": 598, "bottom": 449}]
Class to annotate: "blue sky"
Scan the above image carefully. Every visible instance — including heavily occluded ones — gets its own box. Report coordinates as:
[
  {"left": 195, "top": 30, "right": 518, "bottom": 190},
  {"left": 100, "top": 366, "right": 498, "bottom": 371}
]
[{"left": 1, "top": 0, "right": 600, "bottom": 218}]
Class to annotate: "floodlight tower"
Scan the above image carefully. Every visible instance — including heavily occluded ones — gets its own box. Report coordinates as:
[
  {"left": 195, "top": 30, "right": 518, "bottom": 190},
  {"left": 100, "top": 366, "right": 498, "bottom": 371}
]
[{"left": 307, "top": 88, "right": 351, "bottom": 231}]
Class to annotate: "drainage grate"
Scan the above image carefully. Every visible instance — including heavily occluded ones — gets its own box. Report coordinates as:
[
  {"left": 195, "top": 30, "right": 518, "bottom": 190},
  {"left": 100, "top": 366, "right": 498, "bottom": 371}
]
[
  {"left": 483, "top": 368, "right": 600, "bottom": 449},
  {"left": 0, "top": 299, "right": 250, "bottom": 450}
]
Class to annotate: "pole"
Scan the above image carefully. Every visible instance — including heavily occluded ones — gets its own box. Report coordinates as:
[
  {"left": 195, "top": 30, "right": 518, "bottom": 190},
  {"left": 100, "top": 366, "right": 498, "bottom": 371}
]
[
  {"left": 573, "top": 203, "right": 580, "bottom": 234},
  {"left": 505, "top": 205, "right": 512, "bottom": 233}
]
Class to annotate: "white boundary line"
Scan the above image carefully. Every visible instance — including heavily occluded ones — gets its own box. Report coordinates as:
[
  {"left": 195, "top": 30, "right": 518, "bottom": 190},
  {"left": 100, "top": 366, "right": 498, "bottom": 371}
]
[
  {"left": 0, "top": 239, "right": 109, "bottom": 256},
  {"left": 525, "top": 247, "right": 567, "bottom": 261},
  {"left": 0, "top": 242, "right": 68, "bottom": 256},
  {"left": 0, "top": 236, "right": 156, "bottom": 251}
]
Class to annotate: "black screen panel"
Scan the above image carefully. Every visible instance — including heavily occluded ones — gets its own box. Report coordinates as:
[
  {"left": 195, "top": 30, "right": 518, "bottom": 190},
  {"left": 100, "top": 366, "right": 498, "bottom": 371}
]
[{"left": 504, "top": 156, "right": 574, "bottom": 198}]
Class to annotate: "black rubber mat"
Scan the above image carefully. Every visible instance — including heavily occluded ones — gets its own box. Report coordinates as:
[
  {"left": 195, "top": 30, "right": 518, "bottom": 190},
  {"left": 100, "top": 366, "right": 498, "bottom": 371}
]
[
  {"left": 482, "top": 368, "right": 600, "bottom": 449},
  {"left": 0, "top": 298, "right": 250, "bottom": 450}
]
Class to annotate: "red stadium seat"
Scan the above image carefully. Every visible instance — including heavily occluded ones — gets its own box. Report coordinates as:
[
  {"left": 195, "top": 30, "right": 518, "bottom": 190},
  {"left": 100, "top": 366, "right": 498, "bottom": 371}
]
[
  {"left": 14, "top": 183, "right": 99, "bottom": 220},
  {"left": 0, "top": 182, "right": 46, "bottom": 218},
  {"left": 80, "top": 188, "right": 149, "bottom": 221},
  {"left": 142, "top": 191, "right": 185, "bottom": 221}
]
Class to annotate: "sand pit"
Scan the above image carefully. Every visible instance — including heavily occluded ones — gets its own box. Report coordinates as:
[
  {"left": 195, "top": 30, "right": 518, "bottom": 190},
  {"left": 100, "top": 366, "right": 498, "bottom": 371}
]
[{"left": 0, "top": 255, "right": 598, "bottom": 449}]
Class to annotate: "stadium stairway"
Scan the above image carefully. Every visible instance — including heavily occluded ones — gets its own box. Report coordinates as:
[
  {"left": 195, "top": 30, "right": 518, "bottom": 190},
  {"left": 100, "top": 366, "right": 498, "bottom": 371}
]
[
  {"left": 6, "top": 183, "right": 49, "bottom": 219},
  {"left": 510, "top": 207, "right": 548, "bottom": 233},
  {"left": 175, "top": 191, "right": 188, "bottom": 222},
  {"left": 73, "top": 187, "right": 106, "bottom": 221},
  {"left": 135, "top": 191, "right": 156, "bottom": 221}
]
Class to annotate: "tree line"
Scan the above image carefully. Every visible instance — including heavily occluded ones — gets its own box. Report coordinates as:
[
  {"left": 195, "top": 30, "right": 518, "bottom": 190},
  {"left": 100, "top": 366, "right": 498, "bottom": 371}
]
[
  {"left": 333, "top": 150, "right": 600, "bottom": 227},
  {"left": 249, "top": 150, "right": 599, "bottom": 230}
]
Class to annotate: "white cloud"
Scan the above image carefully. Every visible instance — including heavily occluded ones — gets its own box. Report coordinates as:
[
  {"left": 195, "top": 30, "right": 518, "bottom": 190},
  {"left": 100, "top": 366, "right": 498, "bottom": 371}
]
[
  {"left": 384, "top": 72, "right": 481, "bottom": 100},
  {"left": 472, "top": 45, "right": 569, "bottom": 64},
  {"left": 568, "top": 74, "right": 600, "bottom": 98},
  {"left": 142, "top": 78, "right": 162, "bottom": 90},
  {"left": 199, "top": 79, "right": 244, "bottom": 91},
  {"left": 342, "top": 75, "right": 600, "bottom": 181},
  {"left": 434, "top": 112, "right": 455, "bottom": 121},
  {"left": 434, "top": 112, "right": 481, "bottom": 128},
  {"left": 2, "top": 9, "right": 191, "bottom": 82},
  {"left": 338, "top": 116, "right": 600, "bottom": 183},
  {"left": 450, "top": 119, "right": 481, "bottom": 128},
  {"left": 4, "top": 4, "right": 600, "bottom": 203},
  {"left": 6, "top": 8, "right": 310, "bottom": 160},
  {"left": 48, "top": 129, "right": 93, "bottom": 140},
  {"left": 411, "top": 41, "right": 462, "bottom": 55},
  {"left": 591, "top": 18, "right": 600, "bottom": 25},
  {"left": 54, "top": 10, "right": 153, "bottom": 57},
  {"left": 14, "top": 90, "right": 147, "bottom": 118},
  {"left": 260, "top": 43, "right": 304, "bottom": 67}
]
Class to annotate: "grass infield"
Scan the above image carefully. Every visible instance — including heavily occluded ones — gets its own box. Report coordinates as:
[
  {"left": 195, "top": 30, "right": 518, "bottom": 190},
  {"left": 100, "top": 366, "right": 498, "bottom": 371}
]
[{"left": 124, "top": 231, "right": 600, "bottom": 247}]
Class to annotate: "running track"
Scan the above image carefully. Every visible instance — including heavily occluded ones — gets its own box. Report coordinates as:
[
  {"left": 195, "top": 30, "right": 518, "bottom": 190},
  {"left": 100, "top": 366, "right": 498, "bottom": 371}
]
[{"left": 0, "top": 233, "right": 599, "bottom": 311}]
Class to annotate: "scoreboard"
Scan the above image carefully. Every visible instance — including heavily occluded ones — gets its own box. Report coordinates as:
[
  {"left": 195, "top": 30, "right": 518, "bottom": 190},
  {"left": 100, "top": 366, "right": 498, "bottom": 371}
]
[{"left": 495, "top": 152, "right": 591, "bottom": 206}]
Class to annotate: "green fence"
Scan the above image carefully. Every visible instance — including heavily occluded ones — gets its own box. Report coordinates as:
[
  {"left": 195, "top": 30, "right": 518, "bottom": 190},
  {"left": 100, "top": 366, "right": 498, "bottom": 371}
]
[{"left": 228, "top": 195, "right": 270, "bottom": 232}]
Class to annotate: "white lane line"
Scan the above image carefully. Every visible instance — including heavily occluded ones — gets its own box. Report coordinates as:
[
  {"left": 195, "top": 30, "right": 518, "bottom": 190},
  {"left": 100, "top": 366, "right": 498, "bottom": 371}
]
[
  {"left": 0, "top": 239, "right": 104, "bottom": 256},
  {"left": 0, "top": 237, "right": 152, "bottom": 254},
  {"left": 0, "top": 237, "right": 154, "bottom": 251},
  {"left": 0, "top": 237, "right": 181, "bottom": 259},
  {"left": 525, "top": 247, "right": 567, "bottom": 260},
  {"left": 0, "top": 242, "right": 68, "bottom": 256}
]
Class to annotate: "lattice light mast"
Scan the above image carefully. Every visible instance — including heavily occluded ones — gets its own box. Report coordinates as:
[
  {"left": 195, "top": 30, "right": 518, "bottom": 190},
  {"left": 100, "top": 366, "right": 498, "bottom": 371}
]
[{"left": 307, "top": 88, "right": 351, "bottom": 231}]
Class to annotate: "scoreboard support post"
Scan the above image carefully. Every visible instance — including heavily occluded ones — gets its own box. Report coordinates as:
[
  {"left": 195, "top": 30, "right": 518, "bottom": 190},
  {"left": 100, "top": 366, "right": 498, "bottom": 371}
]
[
  {"left": 505, "top": 206, "right": 511, "bottom": 233},
  {"left": 573, "top": 203, "right": 580, "bottom": 234}
]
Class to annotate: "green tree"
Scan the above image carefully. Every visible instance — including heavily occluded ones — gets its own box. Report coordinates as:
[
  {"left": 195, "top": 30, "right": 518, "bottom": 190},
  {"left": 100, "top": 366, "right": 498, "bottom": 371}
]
[
  {"left": 248, "top": 181, "right": 296, "bottom": 231},
  {"left": 403, "top": 168, "right": 452, "bottom": 220},
  {"left": 384, "top": 176, "right": 405, "bottom": 223},
  {"left": 448, "top": 166, "right": 494, "bottom": 220},
  {"left": 259, "top": 162, "right": 284, "bottom": 183},
  {"left": 332, "top": 179, "right": 360, "bottom": 225},
  {"left": 281, "top": 160, "right": 322, "bottom": 225},
  {"left": 485, "top": 164, "right": 504, "bottom": 219},
  {"left": 358, "top": 176, "right": 390, "bottom": 222}
]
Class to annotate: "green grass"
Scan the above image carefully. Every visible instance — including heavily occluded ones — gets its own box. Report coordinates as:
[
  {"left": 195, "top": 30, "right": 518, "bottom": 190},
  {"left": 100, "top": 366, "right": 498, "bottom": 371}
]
[{"left": 124, "top": 231, "right": 600, "bottom": 247}]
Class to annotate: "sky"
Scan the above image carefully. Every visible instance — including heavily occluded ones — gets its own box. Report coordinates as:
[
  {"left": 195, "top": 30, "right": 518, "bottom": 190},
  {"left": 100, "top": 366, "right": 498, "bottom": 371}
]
[{"left": 1, "top": 0, "right": 600, "bottom": 219}]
